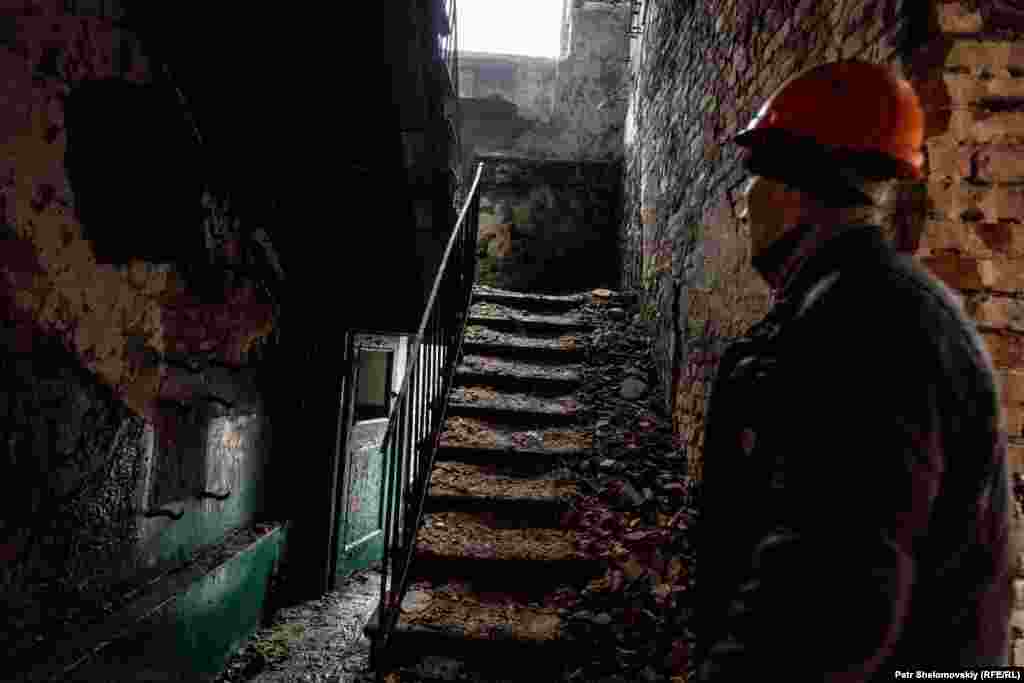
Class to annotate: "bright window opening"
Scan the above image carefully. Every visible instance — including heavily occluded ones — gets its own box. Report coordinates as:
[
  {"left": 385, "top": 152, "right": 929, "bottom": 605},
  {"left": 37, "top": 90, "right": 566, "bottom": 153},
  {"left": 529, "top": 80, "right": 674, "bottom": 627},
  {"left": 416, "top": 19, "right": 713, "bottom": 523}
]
[{"left": 457, "top": 0, "right": 562, "bottom": 58}]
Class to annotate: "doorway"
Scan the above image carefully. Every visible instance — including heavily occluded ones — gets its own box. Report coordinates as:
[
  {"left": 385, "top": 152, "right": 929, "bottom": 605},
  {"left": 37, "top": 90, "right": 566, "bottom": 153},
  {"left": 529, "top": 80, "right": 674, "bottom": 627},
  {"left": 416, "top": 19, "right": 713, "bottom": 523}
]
[{"left": 334, "top": 335, "right": 406, "bottom": 580}]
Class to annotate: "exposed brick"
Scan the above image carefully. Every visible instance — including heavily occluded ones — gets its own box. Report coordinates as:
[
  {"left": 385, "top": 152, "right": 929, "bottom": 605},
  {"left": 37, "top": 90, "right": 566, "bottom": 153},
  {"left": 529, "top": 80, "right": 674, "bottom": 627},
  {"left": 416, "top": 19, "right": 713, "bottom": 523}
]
[
  {"left": 935, "top": 2, "right": 984, "bottom": 34},
  {"left": 945, "top": 40, "right": 1021, "bottom": 72},
  {"left": 926, "top": 180, "right": 959, "bottom": 218},
  {"left": 1007, "top": 369, "right": 1024, "bottom": 403},
  {"left": 916, "top": 219, "right": 995, "bottom": 257},
  {"left": 1006, "top": 400, "right": 1024, "bottom": 438},
  {"left": 1013, "top": 608, "right": 1024, "bottom": 635},
  {"left": 926, "top": 141, "right": 972, "bottom": 179},
  {"left": 950, "top": 108, "right": 1024, "bottom": 143},
  {"left": 919, "top": 254, "right": 997, "bottom": 291},
  {"left": 925, "top": 142, "right": 1024, "bottom": 184},
  {"left": 987, "top": 256, "right": 1024, "bottom": 293},
  {"left": 1009, "top": 442, "right": 1024, "bottom": 473},
  {"left": 982, "top": 331, "right": 1024, "bottom": 368},
  {"left": 973, "top": 296, "right": 1024, "bottom": 332},
  {"left": 974, "top": 144, "right": 1024, "bottom": 183},
  {"left": 933, "top": 182, "right": 1024, "bottom": 223},
  {"left": 943, "top": 73, "right": 1024, "bottom": 105}
]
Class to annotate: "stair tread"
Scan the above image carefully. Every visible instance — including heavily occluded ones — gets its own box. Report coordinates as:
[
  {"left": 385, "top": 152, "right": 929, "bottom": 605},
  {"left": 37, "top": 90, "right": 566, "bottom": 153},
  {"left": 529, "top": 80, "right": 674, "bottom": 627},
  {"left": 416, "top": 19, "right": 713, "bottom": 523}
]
[
  {"left": 389, "top": 581, "right": 566, "bottom": 643},
  {"left": 448, "top": 386, "right": 581, "bottom": 416},
  {"left": 469, "top": 301, "right": 594, "bottom": 328},
  {"left": 472, "top": 285, "right": 589, "bottom": 307},
  {"left": 463, "top": 326, "right": 584, "bottom": 352},
  {"left": 429, "top": 461, "right": 577, "bottom": 501},
  {"left": 456, "top": 355, "right": 583, "bottom": 383},
  {"left": 440, "top": 417, "right": 593, "bottom": 452},
  {"left": 417, "top": 511, "right": 581, "bottom": 563}
]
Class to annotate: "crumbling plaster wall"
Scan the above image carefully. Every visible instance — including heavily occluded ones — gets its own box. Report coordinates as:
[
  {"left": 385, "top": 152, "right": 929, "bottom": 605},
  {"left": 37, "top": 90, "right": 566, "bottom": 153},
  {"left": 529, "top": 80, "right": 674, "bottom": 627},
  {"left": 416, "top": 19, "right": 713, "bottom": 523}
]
[
  {"left": 0, "top": 1, "right": 280, "bottom": 657},
  {"left": 624, "top": 0, "right": 1024, "bottom": 662}
]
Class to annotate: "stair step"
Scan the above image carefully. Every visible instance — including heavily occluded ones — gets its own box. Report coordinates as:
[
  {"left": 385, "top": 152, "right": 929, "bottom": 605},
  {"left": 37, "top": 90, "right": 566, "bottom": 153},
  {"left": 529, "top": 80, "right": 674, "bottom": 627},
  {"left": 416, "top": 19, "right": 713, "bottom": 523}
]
[
  {"left": 426, "top": 461, "right": 576, "bottom": 526},
  {"left": 472, "top": 285, "right": 589, "bottom": 312},
  {"left": 461, "top": 339, "right": 585, "bottom": 362},
  {"left": 435, "top": 444, "right": 591, "bottom": 471},
  {"left": 468, "top": 302, "right": 594, "bottom": 333},
  {"left": 417, "top": 510, "right": 579, "bottom": 561},
  {"left": 438, "top": 417, "right": 592, "bottom": 470},
  {"left": 364, "top": 582, "right": 578, "bottom": 675},
  {"left": 462, "top": 326, "right": 586, "bottom": 361},
  {"left": 447, "top": 386, "right": 582, "bottom": 424},
  {"left": 467, "top": 314, "right": 593, "bottom": 334},
  {"left": 455, "top": 354, "right": 583, "bottom": 393},
  {"left": 412, "top": 510, "right": 600, "bottom": 588}
]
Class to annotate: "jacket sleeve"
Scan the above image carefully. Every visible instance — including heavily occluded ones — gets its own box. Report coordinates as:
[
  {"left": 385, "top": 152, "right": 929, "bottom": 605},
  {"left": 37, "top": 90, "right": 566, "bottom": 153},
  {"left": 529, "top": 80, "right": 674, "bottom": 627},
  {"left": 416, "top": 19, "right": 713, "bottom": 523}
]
[{"left": 697, "top": 300, "right": 948, "bottom": 681}]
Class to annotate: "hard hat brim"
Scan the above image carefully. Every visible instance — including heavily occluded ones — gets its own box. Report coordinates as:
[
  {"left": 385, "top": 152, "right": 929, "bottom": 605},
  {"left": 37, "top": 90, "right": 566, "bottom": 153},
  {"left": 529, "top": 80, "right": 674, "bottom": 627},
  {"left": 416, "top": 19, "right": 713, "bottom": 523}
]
[{"left": 734, "top": 127, "right": 923, "bottom": 181}]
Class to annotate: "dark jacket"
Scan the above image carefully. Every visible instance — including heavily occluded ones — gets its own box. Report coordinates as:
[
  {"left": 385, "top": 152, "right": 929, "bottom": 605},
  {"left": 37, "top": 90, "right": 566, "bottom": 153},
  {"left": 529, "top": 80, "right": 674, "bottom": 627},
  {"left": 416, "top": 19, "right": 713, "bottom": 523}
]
[{"left": 695, "top": 226, "right": 1013, "bottom": 680}]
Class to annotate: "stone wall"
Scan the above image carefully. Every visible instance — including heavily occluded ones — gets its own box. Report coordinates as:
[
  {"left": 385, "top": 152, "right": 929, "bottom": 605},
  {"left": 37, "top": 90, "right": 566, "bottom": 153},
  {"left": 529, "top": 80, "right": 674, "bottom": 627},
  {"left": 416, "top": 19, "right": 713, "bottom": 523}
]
[
  {"left": 457, "top": 1, "right": 632, "bottom": 162},
  {"left": 624, "top": 0, "right": 1024, "bottom": 663},
  {"left": 475, "top": 154, "right": 621, "bottom": 293}
]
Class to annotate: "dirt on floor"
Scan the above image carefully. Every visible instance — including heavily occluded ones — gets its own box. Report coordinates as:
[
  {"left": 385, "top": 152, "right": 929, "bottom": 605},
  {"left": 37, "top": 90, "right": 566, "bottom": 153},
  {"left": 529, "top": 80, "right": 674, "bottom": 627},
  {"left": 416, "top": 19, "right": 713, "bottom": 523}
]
[
  {"left": 457, "top": 355, "right": 582, "bottom": 382},
  {"left": 449, "top": 386, "right": 579, "bottom": 415},
  {"left": 428, "top": 462, "right": 576, "bottom": 500},
  {"left": 399, "top": 584, "right": 561, "bottom": 642},
  {"left": 469, "top": 302, "right": 591, "bottom": 328},
  {"left": 440, "top": 417, "right": 500, "bottom": 448},
  {"left": 416, "top": 511, "right": 580, "bottom": 562},
  {"left": 440, "top": 417, "right": 591, "bottom": 456},
  {"left": 215, "top": 568, "right": 381, "bottom": 683},
  {"left": 463, "top": 326, "right": 582, "bottom": 354}
]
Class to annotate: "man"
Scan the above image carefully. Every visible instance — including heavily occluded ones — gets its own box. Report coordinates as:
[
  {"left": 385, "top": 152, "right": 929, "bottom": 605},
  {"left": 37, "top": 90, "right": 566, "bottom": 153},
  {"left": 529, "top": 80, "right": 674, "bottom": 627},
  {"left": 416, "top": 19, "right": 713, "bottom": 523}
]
[{"left": 694, "top": 60, "right": 1013, "bottom": 680}]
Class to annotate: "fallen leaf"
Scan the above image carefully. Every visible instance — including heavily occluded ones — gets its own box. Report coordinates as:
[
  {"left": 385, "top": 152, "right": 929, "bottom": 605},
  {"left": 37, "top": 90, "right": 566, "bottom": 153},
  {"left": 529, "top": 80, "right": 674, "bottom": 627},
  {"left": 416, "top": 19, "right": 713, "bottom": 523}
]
[
  {"left": 622, "top": 555, "right": 645, "bottom": 581},
  {"left": 667, "top": 556, "right": 685, "bottom": 583}
]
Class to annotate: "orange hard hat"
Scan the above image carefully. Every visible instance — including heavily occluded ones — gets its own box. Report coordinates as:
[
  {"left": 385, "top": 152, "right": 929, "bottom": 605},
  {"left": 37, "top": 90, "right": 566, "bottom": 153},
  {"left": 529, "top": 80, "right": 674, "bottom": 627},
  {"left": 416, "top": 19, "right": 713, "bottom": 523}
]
[{"left": 734, "top": 60, "right": 925, "bottom": 182}]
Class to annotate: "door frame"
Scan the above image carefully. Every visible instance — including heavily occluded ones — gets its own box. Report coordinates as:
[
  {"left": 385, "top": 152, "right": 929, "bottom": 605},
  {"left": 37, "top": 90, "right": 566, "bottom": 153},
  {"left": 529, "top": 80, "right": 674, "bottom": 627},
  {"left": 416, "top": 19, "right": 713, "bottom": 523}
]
[
  {"left": 325, "top": 330, "right": 358, "bottom": 591},
  {"left": 329, "top": 333, "right": 401, "bottom": 587}
]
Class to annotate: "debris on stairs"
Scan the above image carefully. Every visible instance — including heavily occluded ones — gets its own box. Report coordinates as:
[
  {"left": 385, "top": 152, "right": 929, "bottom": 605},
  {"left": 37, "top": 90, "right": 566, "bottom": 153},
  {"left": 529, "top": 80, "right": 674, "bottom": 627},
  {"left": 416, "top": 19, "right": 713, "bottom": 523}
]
[{"left": 366, "top": 285, "right": 697, "bottom": 683}]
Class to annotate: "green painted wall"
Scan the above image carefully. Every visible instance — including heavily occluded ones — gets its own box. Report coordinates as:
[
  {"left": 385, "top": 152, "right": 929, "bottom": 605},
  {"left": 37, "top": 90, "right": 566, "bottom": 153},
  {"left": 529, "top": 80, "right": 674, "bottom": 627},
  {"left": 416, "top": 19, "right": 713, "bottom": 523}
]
[
  {"left": 137, "top": 415, "right": 268, "bottom": 572},
  {"left": 67, "top": 524, "right": 287, "bottom": 683}
]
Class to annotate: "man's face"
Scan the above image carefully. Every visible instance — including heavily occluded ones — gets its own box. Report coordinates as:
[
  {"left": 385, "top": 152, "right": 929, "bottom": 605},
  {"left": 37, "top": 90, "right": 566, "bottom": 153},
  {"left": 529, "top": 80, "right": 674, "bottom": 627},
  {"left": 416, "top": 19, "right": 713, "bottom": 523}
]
[{"left": 743, "top": 175, "right": 807, "bottom": 263}]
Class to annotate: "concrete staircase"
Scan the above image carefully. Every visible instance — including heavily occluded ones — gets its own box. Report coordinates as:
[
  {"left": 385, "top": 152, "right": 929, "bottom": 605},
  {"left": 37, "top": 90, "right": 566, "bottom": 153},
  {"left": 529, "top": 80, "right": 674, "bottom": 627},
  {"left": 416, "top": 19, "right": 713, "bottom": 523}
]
[{"left": 365, "top": 285, "right": 604, "bottom": 681}]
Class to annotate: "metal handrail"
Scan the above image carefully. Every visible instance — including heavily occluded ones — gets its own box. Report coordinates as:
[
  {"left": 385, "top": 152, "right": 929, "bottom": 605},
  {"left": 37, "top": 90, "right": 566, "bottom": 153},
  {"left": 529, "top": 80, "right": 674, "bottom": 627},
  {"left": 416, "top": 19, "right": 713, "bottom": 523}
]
[{"left": 370, "top": 162, "right": 483, "bottom": 671}]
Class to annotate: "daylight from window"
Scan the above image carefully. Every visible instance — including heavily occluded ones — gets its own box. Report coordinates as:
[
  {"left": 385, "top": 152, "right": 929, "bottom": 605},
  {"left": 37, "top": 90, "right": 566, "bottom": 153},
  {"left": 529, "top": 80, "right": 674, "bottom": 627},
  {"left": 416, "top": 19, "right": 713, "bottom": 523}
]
[{"left": 456, "top": 0, "right": 562, "bottom": 57}]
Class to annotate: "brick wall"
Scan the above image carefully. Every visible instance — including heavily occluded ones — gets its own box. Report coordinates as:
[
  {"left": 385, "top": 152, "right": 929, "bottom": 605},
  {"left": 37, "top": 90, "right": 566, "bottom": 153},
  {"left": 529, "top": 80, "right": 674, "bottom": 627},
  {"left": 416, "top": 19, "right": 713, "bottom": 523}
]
[{"left": 625, "top": 0, "right": 1024, "bottom": 663}]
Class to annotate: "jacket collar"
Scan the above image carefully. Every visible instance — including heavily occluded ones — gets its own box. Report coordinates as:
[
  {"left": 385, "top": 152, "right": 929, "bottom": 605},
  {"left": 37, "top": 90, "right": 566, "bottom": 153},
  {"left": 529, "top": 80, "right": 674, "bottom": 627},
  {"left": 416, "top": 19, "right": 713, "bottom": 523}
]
[{"left": 777, "top": 224, "right": 886, "bottom": 305}]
